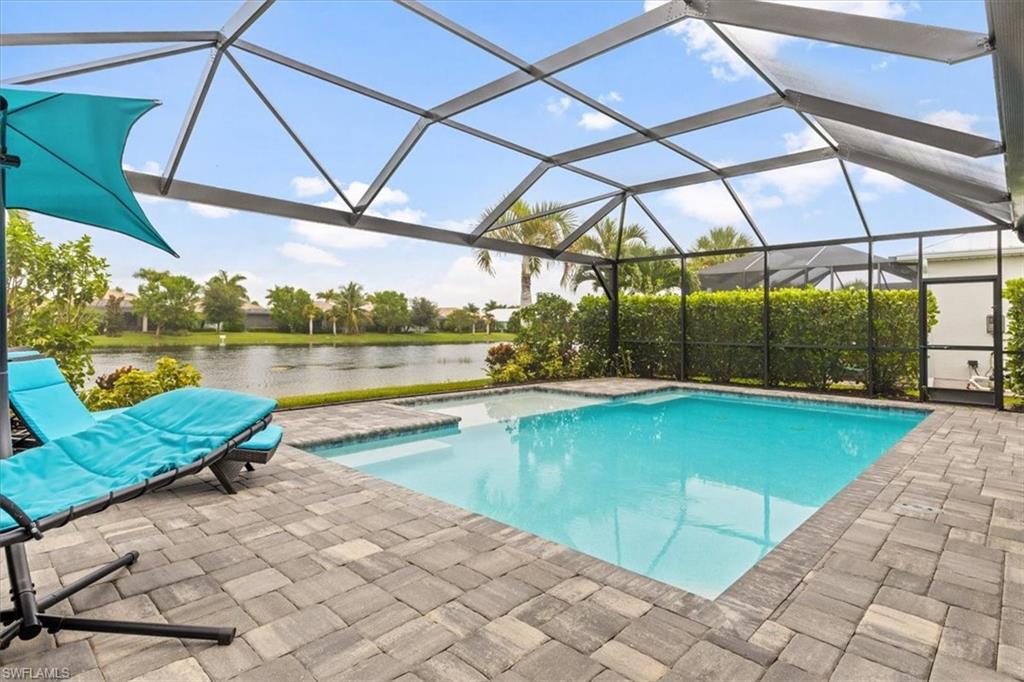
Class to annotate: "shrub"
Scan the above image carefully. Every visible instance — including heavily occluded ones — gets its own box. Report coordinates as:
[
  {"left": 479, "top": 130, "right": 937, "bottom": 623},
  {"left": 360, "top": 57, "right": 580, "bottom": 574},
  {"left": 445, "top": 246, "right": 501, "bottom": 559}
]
[
  {"left": 81, "top": 357, "right": 202, "bottom": 410},
  {"left": 576, "top": 288, "right": 933, "bottom": 394},
  {"left": 486, "top": 342, "right": 516, "bottom": 374},
  {"left": 1005, "top": 278, "right": 1024, "bottom": 397}
]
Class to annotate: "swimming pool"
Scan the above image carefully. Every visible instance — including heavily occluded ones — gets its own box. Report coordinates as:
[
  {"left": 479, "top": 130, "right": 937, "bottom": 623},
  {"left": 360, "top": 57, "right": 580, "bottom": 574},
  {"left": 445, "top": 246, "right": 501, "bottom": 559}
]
[{"left": 314, "top": 389, "right": 926, "bottom": 598}]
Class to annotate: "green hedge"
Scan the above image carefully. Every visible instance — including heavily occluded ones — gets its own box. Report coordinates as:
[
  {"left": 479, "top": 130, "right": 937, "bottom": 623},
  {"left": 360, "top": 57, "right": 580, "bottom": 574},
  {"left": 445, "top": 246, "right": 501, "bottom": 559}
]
[
  {"left": 572, "top": 288, "right": 933, "bottom": 395},
  {"left": 1006, "top": 278, "right": 1024, "bottom": 397}
]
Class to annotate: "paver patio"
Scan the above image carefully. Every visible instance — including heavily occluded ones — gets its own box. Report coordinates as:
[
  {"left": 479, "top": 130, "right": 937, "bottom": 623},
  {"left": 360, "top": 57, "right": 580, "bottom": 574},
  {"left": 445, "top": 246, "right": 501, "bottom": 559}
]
[{"left": 1, "top": 379, "right": 1022, "bottom": 681}]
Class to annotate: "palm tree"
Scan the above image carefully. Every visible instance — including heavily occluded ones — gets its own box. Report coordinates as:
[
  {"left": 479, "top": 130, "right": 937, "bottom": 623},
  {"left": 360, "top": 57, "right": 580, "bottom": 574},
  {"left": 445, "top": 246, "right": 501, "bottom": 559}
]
[
  {"left": 483, "top": 300, "right": 500, "bottom": 335},
  {"left": 302, "top": 303, "right": 320, "bottom": 336},
  {"left": 690, "top": 225, "right": 754, "bottom": 269},
  {"left": 475, "top": 200, "right": 577, "bottom": 308},
  {"left": 317, "top": 289, "right": 339, "bottom": 335},
  {"left": 570, "top": 218, "right": 649, "bottom": 293},
  {"left": 464, "top": 303, "right": 481, "bottom": 334},
  {"left": 338, "top": 281, "right": 369, "bottom": 334}
]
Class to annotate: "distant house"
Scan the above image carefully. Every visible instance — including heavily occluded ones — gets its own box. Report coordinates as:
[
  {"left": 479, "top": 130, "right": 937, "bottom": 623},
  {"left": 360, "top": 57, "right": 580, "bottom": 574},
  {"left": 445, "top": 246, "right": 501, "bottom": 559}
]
[
  {"left": 241, "top": 302, "right": 275, "bottom": 331},
  {"left": 896, "top": 232, "right": 1024, "bottom": 391},
  {"left": 697, "top": 245, "right": 915, "bottom": 292}
]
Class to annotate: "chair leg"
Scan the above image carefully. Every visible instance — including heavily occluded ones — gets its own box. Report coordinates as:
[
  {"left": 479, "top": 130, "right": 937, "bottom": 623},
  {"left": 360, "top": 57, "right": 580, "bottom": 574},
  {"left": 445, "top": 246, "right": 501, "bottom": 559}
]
[
  {"left": 37, "top": 614, "right": 234, "bottom": 645},
  {"left": 245, "top": 462, "right": 256, "bottom": 472},
  {"left": 1, "top": 546, "right": 235, "bottom": 649},
  {"left": 210, "top": 461, "right": 239, "bottom": 495}
]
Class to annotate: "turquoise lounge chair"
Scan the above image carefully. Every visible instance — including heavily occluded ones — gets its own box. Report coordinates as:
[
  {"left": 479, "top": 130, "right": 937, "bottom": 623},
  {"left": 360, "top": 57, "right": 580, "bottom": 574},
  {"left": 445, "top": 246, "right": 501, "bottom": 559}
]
[
  {"left": 0, "top": 387, "right": 277, "bottom": 648},
  {"left": 8, "top": 356, "right": 283, "bottom": 493}
]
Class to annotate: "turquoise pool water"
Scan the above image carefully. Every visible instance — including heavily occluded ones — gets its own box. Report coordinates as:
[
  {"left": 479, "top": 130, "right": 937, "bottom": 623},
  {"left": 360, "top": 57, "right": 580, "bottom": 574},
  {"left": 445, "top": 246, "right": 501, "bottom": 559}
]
[{"left": 315, "top": 390, "right": 926, "bottom": 598}]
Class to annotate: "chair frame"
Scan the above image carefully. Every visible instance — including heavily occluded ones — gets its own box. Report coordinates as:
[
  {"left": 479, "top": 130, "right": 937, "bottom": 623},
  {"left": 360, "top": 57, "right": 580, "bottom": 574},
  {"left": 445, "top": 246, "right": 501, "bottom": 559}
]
[{"left": 0, "top": 413, "right": 272, "bottom": 649}]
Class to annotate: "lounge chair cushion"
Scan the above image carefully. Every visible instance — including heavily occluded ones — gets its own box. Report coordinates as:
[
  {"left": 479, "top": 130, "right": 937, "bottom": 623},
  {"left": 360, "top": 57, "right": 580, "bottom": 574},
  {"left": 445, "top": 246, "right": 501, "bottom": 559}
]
[
  {"left": 0, "top": 387, "right": 276, "bottom": 531},
  {"left": 234, "top": 425, "right": 282, "bottom": 452},
  {"left": 8, "top": 358, "right": 95, "bottom": 442},
  {"left": 94, "top": 407, "right": 129, "bottom": 421}
]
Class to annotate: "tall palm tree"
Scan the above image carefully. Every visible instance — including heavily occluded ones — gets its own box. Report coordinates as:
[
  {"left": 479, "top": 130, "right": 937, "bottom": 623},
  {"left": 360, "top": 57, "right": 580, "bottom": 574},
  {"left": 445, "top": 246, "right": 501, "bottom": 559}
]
[
  {"left": 483, "top": 300, "right": 500, "bottom": 335},
  {"left": 475, "top": 200, "right": 577, "bottom": 308},
  {"left": 302, "top": 303, "right": 320, "bottom": 336},
  {"left": 317, "top": 289, "right": 339, "bottom": 335},
  {"left": 690, "top": 225, "right": 754, "bottom": 269},
  {"left": 569, "top": 218, "right": 649, "bottom": 293},
  {"left": 338, "top": 281, "right": 369, "bottom": 334},
  {"left": 464, "top": 303, "right": 481, "bottom": 334}
]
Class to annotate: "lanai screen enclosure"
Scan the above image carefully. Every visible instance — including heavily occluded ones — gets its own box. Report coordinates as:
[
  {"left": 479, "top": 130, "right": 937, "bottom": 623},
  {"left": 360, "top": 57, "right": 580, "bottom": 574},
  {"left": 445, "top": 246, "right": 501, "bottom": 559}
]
[{"left": 2, "top": 0, "right": 1022, "bottom": 406}]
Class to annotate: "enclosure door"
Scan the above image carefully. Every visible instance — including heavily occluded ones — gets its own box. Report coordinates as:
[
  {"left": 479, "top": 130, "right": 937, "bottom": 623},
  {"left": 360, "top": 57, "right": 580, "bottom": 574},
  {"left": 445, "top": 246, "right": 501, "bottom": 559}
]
[{"left": 922, "top": 276, "right": 1001, "bottom": 408}]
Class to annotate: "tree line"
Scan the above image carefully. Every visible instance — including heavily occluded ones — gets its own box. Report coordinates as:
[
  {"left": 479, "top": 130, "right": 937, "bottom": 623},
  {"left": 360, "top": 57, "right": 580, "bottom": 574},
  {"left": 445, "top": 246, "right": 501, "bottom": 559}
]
[{"left": 103, "top": 269, "right": 513, "bottom": 337}]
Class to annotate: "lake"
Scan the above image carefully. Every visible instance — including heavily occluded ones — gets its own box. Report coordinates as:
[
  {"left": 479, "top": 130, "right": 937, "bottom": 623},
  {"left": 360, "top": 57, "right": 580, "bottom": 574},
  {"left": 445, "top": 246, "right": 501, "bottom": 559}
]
[{"left": 90, "top": 344, "right": 493, "bottom": 398}]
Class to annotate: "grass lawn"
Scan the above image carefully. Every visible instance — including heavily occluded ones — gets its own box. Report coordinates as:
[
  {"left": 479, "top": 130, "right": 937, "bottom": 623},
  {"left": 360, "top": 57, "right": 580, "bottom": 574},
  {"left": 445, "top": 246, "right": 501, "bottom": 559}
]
[
  {"left": 91, "top": 330, "right": 513, "bottom": 349},
  {"left": 276, "top": 378, "right": 492, "bottom": 409}
]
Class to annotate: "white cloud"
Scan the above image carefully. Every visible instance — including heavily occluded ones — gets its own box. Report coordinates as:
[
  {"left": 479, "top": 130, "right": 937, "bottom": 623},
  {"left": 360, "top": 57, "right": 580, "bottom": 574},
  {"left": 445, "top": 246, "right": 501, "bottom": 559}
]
[
  {"left": 278, "top": 242, "right": 345, "bottom": 267},
  {"left": 599, "top": 91, "right": 623, "bottom": 104},
  {"left": 437, "top": 218, "right": 477, "bottom": 232},
  {"left": 123, "top": 160, "right": 161, "bottom": 175},
  {"left": 856, "top": 166, "right": 908, "bottom": 202},
  {"left": 290, "top": 196, "right": 395, "bottom": 250},
  {"left": 660, "top": 184, "right": 747, "bottom": 225},
  {"left": 546, "top": 96, "right": 572, "bottom": 115},
  {"left": 123, "top": 161, "right": 166, "bottom": 204},
  {"left": 187, "top": 202, "right": 238, "bottom": 219},
  {"left": 381, "top": 207, "right": 426, "bottom": 223},
  {"left": 923, "top": 109, "right": 980, "bottom": 134},
  {"left": 644, "top": 0, "right": 910, "bottom": 81},
  {"left": 343, "top": 180, "right": 408, "bottom": 206},
  {"left": 783, "top": 127, "right": 829, "bottom": 154},
  {"left": 739, "top": 159, "right": 840, "bottom": 207},
  {"left": 871, "top": 59, "right": 890, "bottom": 71},
  {"left": 578, "top": 111, "right": 617, "bottom": 131},
  {"left": 291, "top": 176, "right": 332, "bottom": 197},
  {"left": 291, "top": 220, "right": 394, "bottom": 250}
]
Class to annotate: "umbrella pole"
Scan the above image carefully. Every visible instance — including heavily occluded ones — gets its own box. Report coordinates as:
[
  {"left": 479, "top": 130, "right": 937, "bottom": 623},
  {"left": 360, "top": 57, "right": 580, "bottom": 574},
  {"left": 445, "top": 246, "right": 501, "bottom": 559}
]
[{"left": 1, "top": 95, "right": 12, "bottom": 461}]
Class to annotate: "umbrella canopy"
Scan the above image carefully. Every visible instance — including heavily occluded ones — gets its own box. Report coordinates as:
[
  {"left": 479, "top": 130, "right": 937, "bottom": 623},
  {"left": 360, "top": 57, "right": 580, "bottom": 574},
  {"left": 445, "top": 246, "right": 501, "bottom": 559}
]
[{"left": 0, "top": 88, "right": 175, "bottom": 256}]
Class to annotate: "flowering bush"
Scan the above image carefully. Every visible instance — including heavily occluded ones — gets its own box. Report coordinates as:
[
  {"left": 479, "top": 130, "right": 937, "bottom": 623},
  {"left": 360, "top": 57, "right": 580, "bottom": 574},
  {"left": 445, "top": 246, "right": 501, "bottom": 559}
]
[{"left": 81, "top": 357, "right": 202, "bottom": 410}]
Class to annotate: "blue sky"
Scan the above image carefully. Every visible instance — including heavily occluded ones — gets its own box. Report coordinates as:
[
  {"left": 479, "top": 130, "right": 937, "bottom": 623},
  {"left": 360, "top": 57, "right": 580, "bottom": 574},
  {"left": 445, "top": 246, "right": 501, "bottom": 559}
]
[{"left": 0, "top": 0, "right": 1005, "bottom": 305}]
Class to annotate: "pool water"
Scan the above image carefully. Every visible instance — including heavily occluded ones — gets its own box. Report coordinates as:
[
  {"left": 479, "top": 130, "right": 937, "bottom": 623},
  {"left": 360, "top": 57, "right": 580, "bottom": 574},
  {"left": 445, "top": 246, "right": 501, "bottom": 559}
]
[{"left": 315, "top": 390, "right": 926, "bottom": 598}]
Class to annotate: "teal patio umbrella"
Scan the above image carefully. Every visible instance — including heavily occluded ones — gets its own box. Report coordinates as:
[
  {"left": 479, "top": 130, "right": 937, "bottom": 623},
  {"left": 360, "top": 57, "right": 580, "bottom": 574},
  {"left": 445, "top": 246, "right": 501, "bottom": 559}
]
[{"left": 0, "top": 87, "right": 175, "bottom": 460}]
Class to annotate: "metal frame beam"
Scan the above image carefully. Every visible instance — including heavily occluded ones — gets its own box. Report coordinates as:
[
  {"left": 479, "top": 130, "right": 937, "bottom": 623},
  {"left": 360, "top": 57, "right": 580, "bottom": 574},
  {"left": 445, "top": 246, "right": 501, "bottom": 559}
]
[
  {"left": 987, "top": 0, "right": 1024, "bottom": 234},
  {"left": 489, "top": 191, "right": 622, "bottom": 233},
  {"left": 0, "top": 31, "right": 220, "bottom": 46},
  {"left": 429, "top": 0, "right": 691, "bottom": 120},
  {"left": 554, "top": 195, "right": 625, "bottom": 256},
  {"left": 224, "top": 51, "right": 354, "bottom": 211},
  {"left": 127, "top": 171, "right": 610, "bottom": 266},
  {"left": 1, "top": 42, "right": 214, "bottom": 85},
  {"left": 220, "top": 0, "right": 275, "bottom": 48},
  {"left": 472, "top": 162, "right": 553, "bottom": 238},
  {"left": 353, "top": 117, "right": 432, "bottom": 220},
  {"left": 631, "top": 148, "right": 835, "bottom": 195},
  {"left": 684, "top": 0, "right": 992, "bottom": 64},
  {"left": 785, "top": 90, "right": 1003, "bottom": 158},
  {"left": 631, "top": 195, "right": 682, "bottom": 255},
  {"left": 550, "top": 94, "right": 784, "bottom": 166},
  {"left": 160, "top": 48, "right": 223, "bottom": 193},
  {"left": 840, "top": 147, "right": 1009, "bottom": 204}
]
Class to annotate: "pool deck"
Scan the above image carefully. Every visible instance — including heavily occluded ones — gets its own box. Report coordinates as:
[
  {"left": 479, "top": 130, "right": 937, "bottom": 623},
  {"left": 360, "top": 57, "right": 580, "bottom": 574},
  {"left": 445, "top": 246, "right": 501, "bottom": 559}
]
[{"left": 2, "top": 379, "right": 1022, "bottom": 681}]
